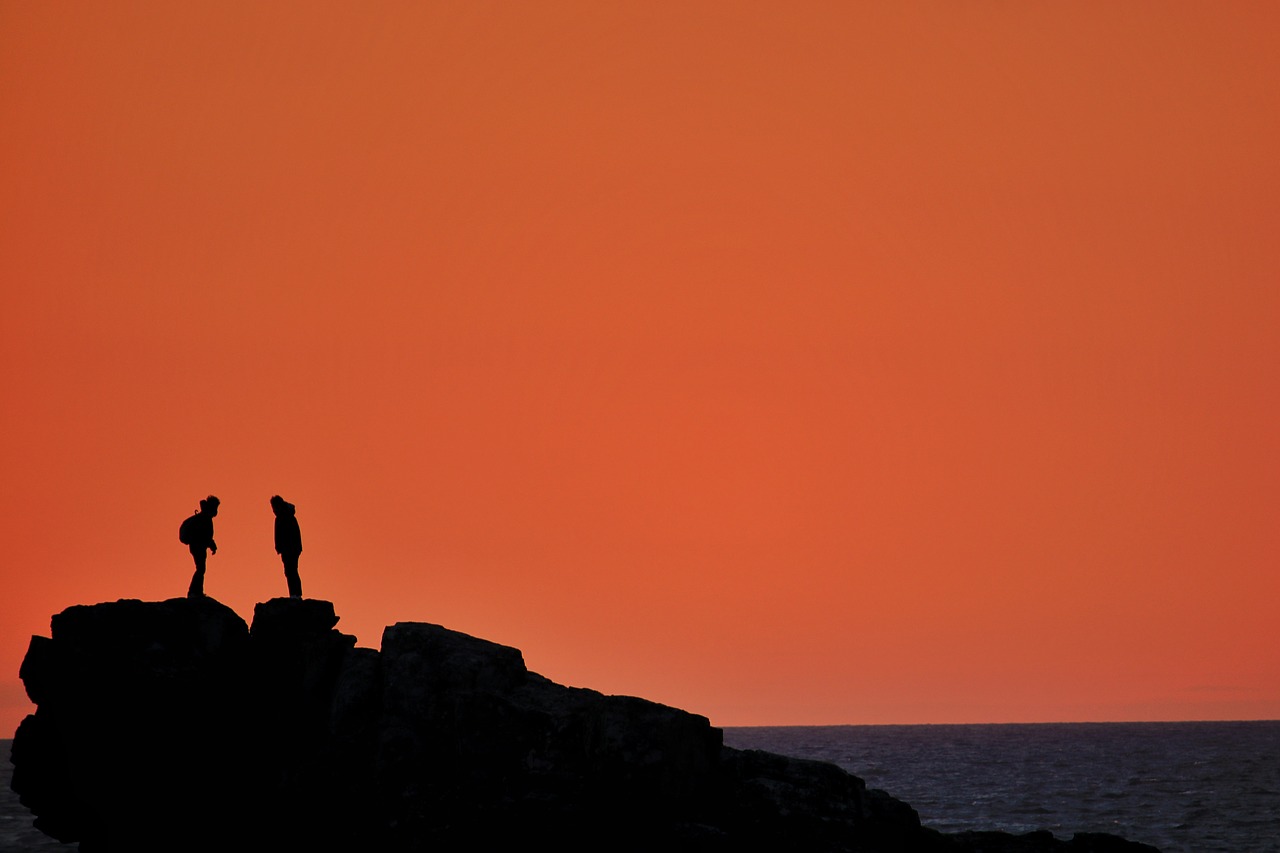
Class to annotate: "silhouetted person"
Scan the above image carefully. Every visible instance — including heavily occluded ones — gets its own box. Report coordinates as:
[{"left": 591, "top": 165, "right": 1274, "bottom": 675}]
[
  {"left": 271, "top": 495, "right": 303, "bottom": 598},
  {"left": 179, "top": 495, "right": 219, "bottom": 598}
]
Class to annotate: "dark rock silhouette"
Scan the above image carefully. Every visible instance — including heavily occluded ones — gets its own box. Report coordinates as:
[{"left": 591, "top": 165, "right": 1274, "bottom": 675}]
[
  {"left": 178, "top": 495, "right": 219, "bottom": 598},
  {"left": 269, "top": 496, "right": 303, "bottom": 598},
  {"left": 11, "top": 598, "right": 1161, "bottom": 853}
]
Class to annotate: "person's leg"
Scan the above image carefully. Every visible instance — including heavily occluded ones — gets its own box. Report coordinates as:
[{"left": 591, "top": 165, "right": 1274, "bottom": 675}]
[
  {"left": 284, "top": 554, "right": 302, "bottom": 598},
  {"left": 188, "top": 548, "right": 206, "bottom": 598}
]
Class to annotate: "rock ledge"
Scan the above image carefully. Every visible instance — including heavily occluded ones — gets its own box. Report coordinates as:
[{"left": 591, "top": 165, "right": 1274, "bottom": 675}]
[{"left": 12, "top": 598, "right": 1159, "bottom": 852}]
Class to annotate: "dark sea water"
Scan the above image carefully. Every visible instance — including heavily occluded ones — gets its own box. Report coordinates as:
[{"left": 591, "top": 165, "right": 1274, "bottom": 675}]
[{"left": 723, "top": 721, "right": 1280, "bottom": 853}]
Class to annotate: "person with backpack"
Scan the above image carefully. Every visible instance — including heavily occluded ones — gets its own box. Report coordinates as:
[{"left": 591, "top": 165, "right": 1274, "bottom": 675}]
[
  {"left": 179, "top": 496, "right": 219, "bottom": 598},
  {"left": 270, "top": 495, "right": 303, "bottom": 599}
]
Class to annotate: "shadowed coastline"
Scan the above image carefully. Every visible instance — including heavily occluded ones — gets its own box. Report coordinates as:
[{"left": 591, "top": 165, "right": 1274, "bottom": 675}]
[{"left": 11, "top": 597, "right": 1160, "bottom": 852}]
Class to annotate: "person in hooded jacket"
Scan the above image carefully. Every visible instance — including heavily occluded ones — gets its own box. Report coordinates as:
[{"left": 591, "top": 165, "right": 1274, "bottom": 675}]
[{"left": 270, "top": 495, "right": 303, "bottom": 598}]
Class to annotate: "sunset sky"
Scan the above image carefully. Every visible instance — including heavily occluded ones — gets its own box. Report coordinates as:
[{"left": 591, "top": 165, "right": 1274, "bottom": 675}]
[{"left": 2, "top": 2, "right": 1278, "bottom": 735}]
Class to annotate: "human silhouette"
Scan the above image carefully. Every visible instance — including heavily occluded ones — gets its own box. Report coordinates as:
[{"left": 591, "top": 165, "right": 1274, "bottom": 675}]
[
  {"left": 270, "top": 495, "right": 303, "bottom": 599},
  {"left": 179, "top": 495, "right": 219, "bottom": 598}
]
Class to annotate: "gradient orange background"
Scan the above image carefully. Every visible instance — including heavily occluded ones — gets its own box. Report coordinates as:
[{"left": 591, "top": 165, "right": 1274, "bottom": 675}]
[{"left": 3, "top": 2, "right": 1278, "bottom": 735}]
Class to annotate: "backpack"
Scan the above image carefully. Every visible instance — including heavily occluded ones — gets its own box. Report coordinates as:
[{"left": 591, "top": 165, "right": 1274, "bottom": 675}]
[{"left": 178, "top": 513, "right": 200, "bottom": 545}]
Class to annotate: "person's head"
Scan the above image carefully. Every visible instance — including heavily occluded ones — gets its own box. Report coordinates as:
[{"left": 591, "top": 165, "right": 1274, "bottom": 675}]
[
  {"left": 200, "top": 495, "right": 220, "bottom": 516},
  {"left": 270, "top": 495, "right": 293, "bottom": 516}
]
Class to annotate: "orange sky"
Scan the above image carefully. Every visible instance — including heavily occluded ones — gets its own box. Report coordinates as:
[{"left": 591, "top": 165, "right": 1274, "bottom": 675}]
[{"left": 2, "top": 2, "right": 1278, "bottom": 734}]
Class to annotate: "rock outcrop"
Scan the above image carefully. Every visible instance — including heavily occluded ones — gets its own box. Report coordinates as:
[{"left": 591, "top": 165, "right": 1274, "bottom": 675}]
[{"left": 11, "top": 598, "right": 1160, "bottom": 852}]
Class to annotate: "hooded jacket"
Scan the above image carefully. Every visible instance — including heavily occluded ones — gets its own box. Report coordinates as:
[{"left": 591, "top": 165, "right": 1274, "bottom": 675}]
[{"left": 273, "top": 501, "right": 302, "bottom": 557}]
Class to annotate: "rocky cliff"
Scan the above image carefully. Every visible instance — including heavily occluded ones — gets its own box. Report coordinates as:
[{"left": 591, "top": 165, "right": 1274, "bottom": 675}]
[{"left": 12, "top": 598, "right": 1159, "bottom": 852}]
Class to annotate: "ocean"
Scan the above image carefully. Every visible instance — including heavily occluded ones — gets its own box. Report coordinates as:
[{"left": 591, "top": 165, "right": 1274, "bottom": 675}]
[
  {"left": 724, "top": 721, "right": 1280, "bottom": 853},
  {"left": 4, "top": 722, "right": 1278, "bottom": 851}
]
